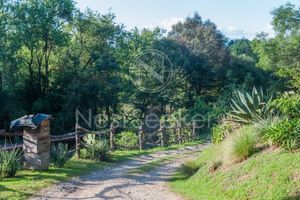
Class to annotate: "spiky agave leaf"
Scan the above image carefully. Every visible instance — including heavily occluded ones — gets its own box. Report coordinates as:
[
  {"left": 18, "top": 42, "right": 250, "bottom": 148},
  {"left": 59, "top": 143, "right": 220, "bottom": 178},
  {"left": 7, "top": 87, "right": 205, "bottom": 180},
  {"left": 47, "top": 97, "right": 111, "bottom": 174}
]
[{"left": 229, "top": 86, "right": 273, "bottom": 124}]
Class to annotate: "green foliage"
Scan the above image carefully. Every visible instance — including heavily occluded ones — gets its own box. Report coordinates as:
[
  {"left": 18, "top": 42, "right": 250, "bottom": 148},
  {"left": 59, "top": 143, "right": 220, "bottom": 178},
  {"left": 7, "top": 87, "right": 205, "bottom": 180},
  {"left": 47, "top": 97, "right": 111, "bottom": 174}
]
[
  {"left": 252, "top": 3, "right": 300, "bottom": 90},
  {"left": 223, "top": 126, "right": 258, "bottom": 164},
  {"left": 50, "top": 143, "right": 70, "bottom": 168},
  {"left": 171, "top": 146, "right": 300, "bottom": 200},
  {"left": 0, "top": 0, "right": 122, "bottom": 132},
  {"left": 229, "top": 86, "right": 273, "bottom": 124},
  {"left": 271, "top": 3, "right": 300, "bottom": 35},
  {"left": 261, "top": 119, "right": 300, "bottom": 150},
  {"left": 211, "top": 125, "right": 225, "bottom": 144},
  {"left": 188, "top": 98, "right": 227, "bottom": 130},
  {"left": 82, "top": 134, "right": 110, "bottom": 161},
  {"left": 179, "top": 160, "right": 202, "bottom": 177},
  {"left": 161, "top": 109, "right": 192, "bottom": 144},
  {"left": 0, "top": 148, "right": 21, "bottom": 178},
  {"left": 170, "top": 13, "right": 229, "bottom": 96},
  {"left": 212, "top": 125, "right": 230, "bottom": 144},
  {"left": 0, "top": 0, "right": 298, "bottom": 151},
  {"left": 115, "top": 131, "right": 138, "bottom": 150},
  {"left": 212, "top": 117, "right": 238, "bottom": 144},
  {"left": 229, "top": 38, "right": 257, "bottom": 61},
  {"left": 272, "top": 93, "right": 300, "bottom": 118},
  {"left": 174, "top": 145, "right": 222, "bottom": 179}
]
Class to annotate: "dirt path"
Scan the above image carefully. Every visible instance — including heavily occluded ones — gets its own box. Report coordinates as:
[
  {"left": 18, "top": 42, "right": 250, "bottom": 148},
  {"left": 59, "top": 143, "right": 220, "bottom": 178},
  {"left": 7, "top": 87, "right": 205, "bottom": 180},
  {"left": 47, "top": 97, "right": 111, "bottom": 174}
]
[{"left": 30, "top": 143, "right": 209, "bottom": 200}]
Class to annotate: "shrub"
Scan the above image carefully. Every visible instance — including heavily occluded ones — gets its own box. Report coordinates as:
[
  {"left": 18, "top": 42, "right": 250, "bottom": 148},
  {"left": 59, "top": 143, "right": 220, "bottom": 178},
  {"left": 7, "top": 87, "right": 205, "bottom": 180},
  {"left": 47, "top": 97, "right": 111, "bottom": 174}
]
[
  {"left": 83, "top": 134, "right": 110, "bottom": 161},
  {"left": 254, "top": 116, "right": 281, "bottom": 132},
  {"left": 115, "top": 131, "right": 138, "bottom": 150},
  {"left": 272, "top": 93, "right": 300, "bottom": 118},
  {"left": 212, "top": 124, "right": 229, "bottom": 144},
  {"left": 261, "top": 119, "right": 300, "bottom": 150},
  {"left": 50, "top": 143, "right": 70, "bottom": 168},
  {"left": 0, "top": 148, "right": 21, "bottom": 178},
  {"left": 212, "top": 116, "right": 239, "bottom": 144},
  {"left": 223, "top": 126, "right": 258, "bottom": 164},
  {"left": 229, "top": 86, "right": 273, "bottom": 124}
]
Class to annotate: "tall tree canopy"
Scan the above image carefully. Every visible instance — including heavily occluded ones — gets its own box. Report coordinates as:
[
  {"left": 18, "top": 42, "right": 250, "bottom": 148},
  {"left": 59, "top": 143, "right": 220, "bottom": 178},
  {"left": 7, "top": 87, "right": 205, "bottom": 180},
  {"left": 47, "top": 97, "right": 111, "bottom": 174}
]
[
  {"left": 0, "top": 1, "right": 294, "bottom": 133},
  {"left": 169, "top": 13, "right": 230, "bottom": 97},
  {"left": 253, "top": 3, "right": 300, "bottom": 90}
]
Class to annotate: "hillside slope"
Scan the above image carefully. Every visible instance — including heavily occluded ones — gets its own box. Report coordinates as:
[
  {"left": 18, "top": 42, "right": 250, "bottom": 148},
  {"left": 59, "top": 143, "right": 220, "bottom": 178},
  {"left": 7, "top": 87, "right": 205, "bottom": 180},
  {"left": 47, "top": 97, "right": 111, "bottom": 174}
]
[{"left": 170, "top": 147, "right": 300, "bottom": 200}]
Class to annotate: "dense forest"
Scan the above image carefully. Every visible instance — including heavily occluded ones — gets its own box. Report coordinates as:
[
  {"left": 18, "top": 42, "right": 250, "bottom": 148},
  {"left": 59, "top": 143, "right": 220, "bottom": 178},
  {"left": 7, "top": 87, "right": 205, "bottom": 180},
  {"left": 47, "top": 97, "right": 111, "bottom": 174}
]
[{"left": 0, "top": 0, "right": 299, "bottom": 135}]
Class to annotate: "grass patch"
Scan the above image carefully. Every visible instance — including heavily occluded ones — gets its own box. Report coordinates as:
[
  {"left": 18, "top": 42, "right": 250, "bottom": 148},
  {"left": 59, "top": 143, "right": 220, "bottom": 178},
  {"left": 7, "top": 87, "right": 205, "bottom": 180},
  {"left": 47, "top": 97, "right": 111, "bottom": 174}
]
[
  {"left": 170, "top": 146, "right": 300, "bottom": 200},
  {"left": 177, "top": 159, "right": 203, "bottom": 178},
  {"left": 222, "top": 126, "right": 258, "bottom": 164},
  {"left": 127, "top": 156, "right": 175, "bottom": 174},
  {"left": 0, "top": 140, "right": 202, "bottom": 200},
  {"left": 0, "top": 158, "right": 107, "bottom": 200}
]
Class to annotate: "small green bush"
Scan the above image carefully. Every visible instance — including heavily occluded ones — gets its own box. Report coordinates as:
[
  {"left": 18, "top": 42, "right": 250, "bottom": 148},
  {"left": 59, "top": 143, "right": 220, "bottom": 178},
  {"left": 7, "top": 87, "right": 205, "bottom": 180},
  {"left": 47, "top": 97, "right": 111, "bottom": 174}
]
[
  {"left": 254, "top": 116, "right": 281, "bottom": 132},
  {"left": 261, "top": 119, "right": 300, "bottom": 150},
  {"left": 82, "top": 134, "right": 110, "bottom": 161},
  {"left": 212, "top": 116, "right": 238, "bottom": 144},
  {"left": 223, "top": 126, "right": 258, "bottom": 164},
  {"left": 272, "top": 93, "right": 300, "bottom": 118},
  {"left": 115, "top": 131, "right": 138, "bottom": 150},
  {"left": 212, "top": 123, "right": 233, "bottom": 144},
  {"left": 50, "top": 143, "right": 70, "bottom": 168},
  {"left": 0, "top": 148, "right": 21, "bottom": 178}
]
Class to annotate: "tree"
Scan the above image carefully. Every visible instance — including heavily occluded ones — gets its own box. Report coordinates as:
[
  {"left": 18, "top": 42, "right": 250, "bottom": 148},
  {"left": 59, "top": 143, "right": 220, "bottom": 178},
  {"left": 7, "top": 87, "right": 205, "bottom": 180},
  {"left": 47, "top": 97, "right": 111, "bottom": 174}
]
[
  {"left": 9, "top": 0, "right": 75, "bottom": 112},
  {"left": 0, "top": 0, "right": 26, "bottom": 129},
  {"left": 169, "top": 13, "right": 230, "bottom": 97},
  {"left": 51, "top": 11, "right": 123, "bottom": 132},
  {"left": 271, "top": 3, "right": 300, "bottom": 36},
  {"left": 252, "top": 3, "right": 300, "bottom": 90},
  {"left": 228, "top": 38, "right": 257, "bottom": 62},
  {"left": 116, "top": 28, "right": 166, "bottom": 122}
]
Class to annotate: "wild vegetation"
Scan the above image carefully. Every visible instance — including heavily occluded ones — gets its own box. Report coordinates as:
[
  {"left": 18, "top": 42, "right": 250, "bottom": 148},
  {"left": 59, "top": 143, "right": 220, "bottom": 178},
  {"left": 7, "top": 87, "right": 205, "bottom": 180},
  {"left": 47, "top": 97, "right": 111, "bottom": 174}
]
[
  {"left": 0, "top": 0, "right": 281, "bottom": 134},
  {"left": 115, "top": 131, "right": 139, "bottom": 150},
  {"left": 0, "top": 148, "right": 21, "bottom": 178},
  {"left": 80, "top": 134, "right": 110, "bottom": 161},
  {"left": 171, "top": 4, "right": 300, "bottom": 199},
  {"left": 0, "top": 0, "right": 299, "bottom": 199},
  {"left": 50, "top": 143, "right": 70, "bottom": 168}
]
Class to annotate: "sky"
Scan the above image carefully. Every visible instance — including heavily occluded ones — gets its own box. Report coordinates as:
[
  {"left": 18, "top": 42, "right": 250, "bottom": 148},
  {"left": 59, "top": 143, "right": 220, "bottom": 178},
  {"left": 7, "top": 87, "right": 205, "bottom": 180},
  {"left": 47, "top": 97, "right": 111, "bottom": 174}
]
[{"left": 75, "top": 0, "right": 300, "bottom": 39}]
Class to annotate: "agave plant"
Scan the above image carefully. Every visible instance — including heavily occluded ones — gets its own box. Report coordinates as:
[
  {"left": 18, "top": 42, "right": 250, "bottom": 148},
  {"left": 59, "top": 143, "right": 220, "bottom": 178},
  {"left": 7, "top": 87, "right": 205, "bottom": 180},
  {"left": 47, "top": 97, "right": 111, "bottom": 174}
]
[
  {"left": 229, "top": 86, "right": 274, "bottom": 124},
  {"left": 50, "top": 143, "right": 70, "bottom": 168}
]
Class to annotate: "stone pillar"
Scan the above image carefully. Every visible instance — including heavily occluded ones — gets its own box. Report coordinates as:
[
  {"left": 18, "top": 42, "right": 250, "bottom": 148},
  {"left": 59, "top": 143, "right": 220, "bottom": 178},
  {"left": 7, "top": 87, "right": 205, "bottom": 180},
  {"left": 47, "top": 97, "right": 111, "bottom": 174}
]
[{"left": 23, "top": 119, "right": 50, "bottom": 170}]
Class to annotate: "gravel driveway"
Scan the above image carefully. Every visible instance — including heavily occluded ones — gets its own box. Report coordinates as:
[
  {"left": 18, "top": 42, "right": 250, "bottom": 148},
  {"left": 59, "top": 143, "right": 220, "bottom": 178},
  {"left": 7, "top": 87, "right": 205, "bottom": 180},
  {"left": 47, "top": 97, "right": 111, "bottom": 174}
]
[{"left": 30, "top": 143, "right": 209, "bottom": 200}]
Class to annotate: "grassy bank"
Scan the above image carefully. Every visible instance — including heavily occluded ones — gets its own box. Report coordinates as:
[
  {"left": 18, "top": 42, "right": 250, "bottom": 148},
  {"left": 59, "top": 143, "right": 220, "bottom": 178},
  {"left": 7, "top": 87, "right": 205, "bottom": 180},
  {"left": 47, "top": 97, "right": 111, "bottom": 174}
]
[
  {"left": 0, "top": 141, "right": 202, "bottom": 200},
  {"left": 170, "top": 146, "right": 300, "bottom": 200}
]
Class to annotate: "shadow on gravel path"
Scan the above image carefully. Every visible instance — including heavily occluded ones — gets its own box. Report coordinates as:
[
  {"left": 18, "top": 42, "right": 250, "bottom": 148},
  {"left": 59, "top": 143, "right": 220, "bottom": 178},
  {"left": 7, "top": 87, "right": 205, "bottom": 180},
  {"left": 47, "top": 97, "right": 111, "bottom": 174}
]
[{"left": 30, "top": 144, "right": 210, "bottom": 200}]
